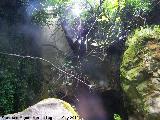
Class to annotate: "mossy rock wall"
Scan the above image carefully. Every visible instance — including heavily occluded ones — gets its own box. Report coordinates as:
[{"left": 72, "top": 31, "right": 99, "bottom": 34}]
[{"left": 120, "top": 26, "right": 160, "bottom": 120}]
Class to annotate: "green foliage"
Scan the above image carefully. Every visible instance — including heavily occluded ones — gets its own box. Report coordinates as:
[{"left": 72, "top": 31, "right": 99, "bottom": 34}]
[
  {"left": 120, "top": 0, "right": 151, "bottom": 33},
  {"left": 114, "top": 114, "right": 122, "bottom": 120},
  {"left": 102, "top": 0, "right": 124, "bottom": 19},
  {"left": 31, "top": 10, "right": 49, "bottom": 26},
  {"left": 0, "top": 49, "right": 43, "bottom": 115},
  {"left": 0, "top": 54, "right": 43, "bottom": 115},
  {"left": 89, "top": 0, "right": 152, "bottom": 51},
  {"left": 125, "top": 0, "right": 151, "bottom": 12},
  {"left": 29, "top": 0, "right": 152, "bottom": 48},
  {"left": 0, "top": 70, "right": 15, "bottom": 114},
  {"left": 47, "top": 0, "right": 70, "bottom": 5}
]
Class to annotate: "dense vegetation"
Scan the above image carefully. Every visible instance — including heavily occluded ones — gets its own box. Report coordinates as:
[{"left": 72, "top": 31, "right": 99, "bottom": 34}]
[
  {"left": 0, "top": 0, "right": 43, "bottom": 114},
  {"left": 0, "top": 0, "right": 160, "bottom": 119}
]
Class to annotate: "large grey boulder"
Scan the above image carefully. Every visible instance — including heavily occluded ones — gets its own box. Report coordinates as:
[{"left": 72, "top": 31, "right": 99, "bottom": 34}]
[{"left": 0, "top": 98, "right": 79, "bottom": 120}]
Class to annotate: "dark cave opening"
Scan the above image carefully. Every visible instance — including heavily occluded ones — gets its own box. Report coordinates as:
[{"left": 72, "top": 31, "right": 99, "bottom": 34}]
[{"left": 58, "top": 89, "right": 127, "bottom": 120}]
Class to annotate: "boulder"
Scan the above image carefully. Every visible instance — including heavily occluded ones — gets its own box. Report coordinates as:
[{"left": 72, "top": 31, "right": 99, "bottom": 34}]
[
  {"left": 0, "top": 98, "right": 79, "bottom": 120},
  {"left": 120, "top": 26, "right": 160, "bottom": 120}
]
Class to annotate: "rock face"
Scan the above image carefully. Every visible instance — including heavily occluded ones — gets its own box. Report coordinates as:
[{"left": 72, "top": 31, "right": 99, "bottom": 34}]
[
  {"left": 120, "top": 26, "right": 160, "bottom": 120},
  {"left": 0, "top": 98, "right": 79, "bottom": 120},
  {"left": 40, "top": 16, "right": 72, "bottom": 62},
  {"left": 38, "top": 14, "right": 73, "bottom": 99}
]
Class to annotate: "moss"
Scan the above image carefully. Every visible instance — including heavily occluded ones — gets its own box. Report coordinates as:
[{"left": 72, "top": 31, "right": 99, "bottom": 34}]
[
  {"left": 121, "top": 26, "right": 160, "bottom": 82},
  {"left": 136, "top": 81, "right": 148, "bottom": 96},
  {"left": 126, "top": 66, "right": 142, "bottom": 80},
  {"left": 121, "top": 26, "right": 160, "bottom": 119},
  {"left": 62, "top": 101, "right": 79, "bottom": 119}
]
